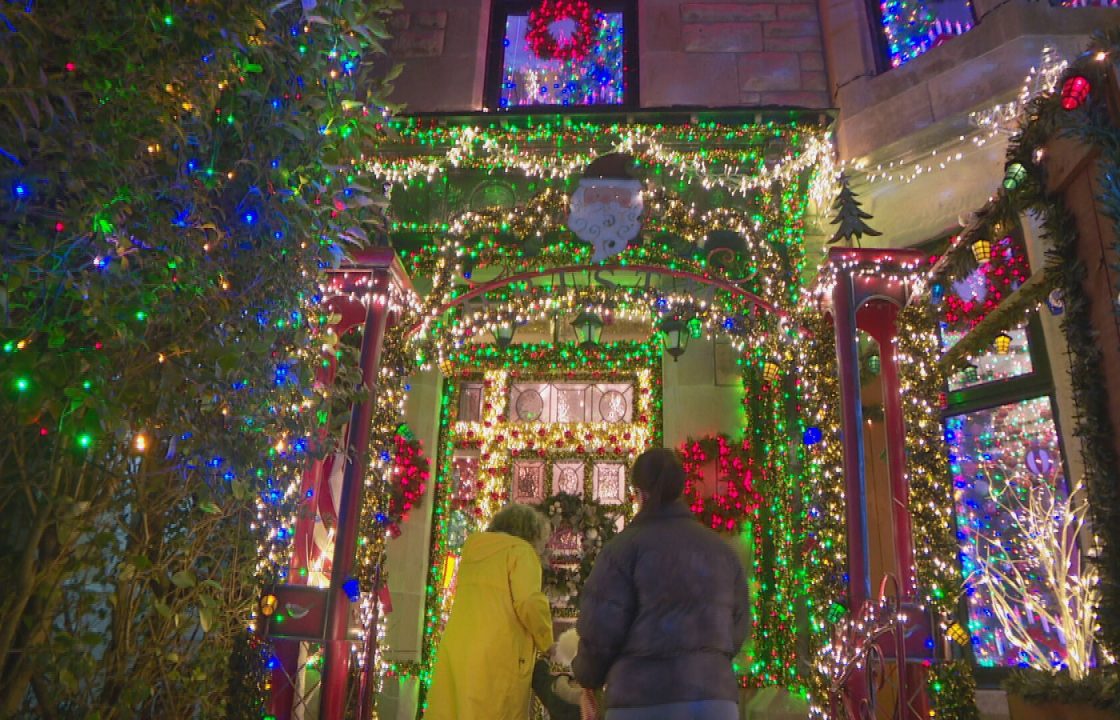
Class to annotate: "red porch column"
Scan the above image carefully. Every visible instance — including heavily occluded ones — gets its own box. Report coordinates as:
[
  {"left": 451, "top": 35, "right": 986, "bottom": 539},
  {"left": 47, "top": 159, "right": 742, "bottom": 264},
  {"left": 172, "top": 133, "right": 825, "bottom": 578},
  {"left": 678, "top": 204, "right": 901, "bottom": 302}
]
[{"left": 319, "top": 248, "right": 413, "bottom": 720}]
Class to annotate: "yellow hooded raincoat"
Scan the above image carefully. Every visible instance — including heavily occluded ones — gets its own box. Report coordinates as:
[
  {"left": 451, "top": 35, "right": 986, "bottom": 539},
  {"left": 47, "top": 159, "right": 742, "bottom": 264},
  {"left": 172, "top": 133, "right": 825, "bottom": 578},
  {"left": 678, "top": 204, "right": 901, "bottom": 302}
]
[{"left": 426, "top": 531, "right": 554, "bottom": 720}]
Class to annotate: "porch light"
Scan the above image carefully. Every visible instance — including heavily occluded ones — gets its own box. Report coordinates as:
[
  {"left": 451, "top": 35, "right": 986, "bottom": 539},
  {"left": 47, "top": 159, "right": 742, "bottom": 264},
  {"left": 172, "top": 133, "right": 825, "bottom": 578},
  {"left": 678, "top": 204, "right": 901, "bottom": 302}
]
[
  {"left": 971, "top": 238, "right": 992, "bottom": 264},
  {"left": 658, "top": 317, "right": 689, "bottom": 361},
  {"left": 494, "top": 322, "right": 516, "bottom": 349},
  {"left": 571, "top": 310, "right": 604, "bottom": 349},
  {"left": 1002, "top": 162, "right": 1027, "bottom": 191},
  {"left": 994, "top": 332, "right": 1013, "bottom": 354}
]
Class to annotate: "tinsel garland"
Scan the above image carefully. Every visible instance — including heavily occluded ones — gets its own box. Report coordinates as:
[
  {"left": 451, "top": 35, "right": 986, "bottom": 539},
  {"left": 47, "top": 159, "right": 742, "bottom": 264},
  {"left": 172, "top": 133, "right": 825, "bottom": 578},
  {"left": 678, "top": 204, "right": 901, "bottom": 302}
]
[{"left": 927, "top": 660, "right": 982, "bottom": 720}]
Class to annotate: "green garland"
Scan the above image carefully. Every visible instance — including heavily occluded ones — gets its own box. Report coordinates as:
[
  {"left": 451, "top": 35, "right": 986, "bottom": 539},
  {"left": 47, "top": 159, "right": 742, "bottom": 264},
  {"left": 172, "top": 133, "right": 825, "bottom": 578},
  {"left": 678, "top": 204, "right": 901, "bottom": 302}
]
[
  {"left": 536, "top": 493, "right": 619, "bottom": 612},
  {"left": 986, "top": 28, "right": 1120, "bottom": 655},
  {"left": 928, "top": 661, "right": 981, "bottom": 720}
]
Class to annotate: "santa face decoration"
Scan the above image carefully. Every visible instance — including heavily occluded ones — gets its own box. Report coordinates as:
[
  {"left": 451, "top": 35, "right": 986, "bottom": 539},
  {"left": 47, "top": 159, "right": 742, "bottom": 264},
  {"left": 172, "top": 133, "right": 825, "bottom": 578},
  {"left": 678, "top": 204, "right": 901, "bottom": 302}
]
[{"left": 567, "top": 178, "right": 644, "bottom": 262}]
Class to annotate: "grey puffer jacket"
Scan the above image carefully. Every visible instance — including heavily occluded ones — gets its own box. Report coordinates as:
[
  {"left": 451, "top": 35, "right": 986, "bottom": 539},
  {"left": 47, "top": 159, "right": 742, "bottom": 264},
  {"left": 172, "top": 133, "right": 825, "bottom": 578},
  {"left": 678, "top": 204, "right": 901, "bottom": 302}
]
[{"left": 572, "top": 501, "right": 750, "bottom": 710}]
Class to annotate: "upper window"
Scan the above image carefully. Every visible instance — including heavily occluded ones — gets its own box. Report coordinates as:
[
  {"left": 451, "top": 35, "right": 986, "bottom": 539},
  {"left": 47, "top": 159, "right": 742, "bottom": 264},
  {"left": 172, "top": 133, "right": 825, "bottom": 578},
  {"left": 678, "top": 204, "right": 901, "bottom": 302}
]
[
  {"left": 878, "top": 0, "right": 975, "bottom": 68},
  {"left": 487, "top": 1, "right": 636, "bottom": 110}
]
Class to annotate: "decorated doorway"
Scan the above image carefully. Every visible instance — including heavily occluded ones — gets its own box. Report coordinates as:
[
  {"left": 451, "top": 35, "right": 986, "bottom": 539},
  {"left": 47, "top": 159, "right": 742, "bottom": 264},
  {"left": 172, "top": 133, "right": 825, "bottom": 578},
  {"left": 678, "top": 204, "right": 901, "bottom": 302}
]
[{"left": 433, "top": 342, "right": 661, "bottom": 635}]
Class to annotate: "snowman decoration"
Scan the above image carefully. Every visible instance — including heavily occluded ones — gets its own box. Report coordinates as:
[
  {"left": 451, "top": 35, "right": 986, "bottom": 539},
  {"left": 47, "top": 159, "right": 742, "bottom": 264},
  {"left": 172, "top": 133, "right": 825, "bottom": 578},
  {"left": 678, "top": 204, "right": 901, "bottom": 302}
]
[{"left": 567, "top": 154, "right": 644, "bottom": 262}]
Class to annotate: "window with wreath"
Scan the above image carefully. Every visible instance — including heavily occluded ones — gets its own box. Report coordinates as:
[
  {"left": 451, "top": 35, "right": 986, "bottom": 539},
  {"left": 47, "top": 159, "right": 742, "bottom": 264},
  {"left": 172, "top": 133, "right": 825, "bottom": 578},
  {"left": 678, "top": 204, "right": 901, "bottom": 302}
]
[{"left": 486, "top": 0, "right": 637, "bottom": 110}]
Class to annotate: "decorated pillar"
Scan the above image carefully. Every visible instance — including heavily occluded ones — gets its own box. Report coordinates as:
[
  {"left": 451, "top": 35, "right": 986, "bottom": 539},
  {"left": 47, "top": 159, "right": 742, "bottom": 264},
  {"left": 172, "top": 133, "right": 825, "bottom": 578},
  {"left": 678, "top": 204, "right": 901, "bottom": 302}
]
[
  {"left": 261, "top": 248, "right": 413, "bottom": 720},
  {"left": 824, "top": 247, "right": 930, "bottom": 719}
]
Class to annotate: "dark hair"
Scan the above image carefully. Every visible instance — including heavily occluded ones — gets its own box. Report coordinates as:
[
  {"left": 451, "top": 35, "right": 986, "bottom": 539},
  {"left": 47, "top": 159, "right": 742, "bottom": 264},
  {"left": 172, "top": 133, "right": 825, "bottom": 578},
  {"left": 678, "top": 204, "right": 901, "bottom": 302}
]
[{"left": 631, "top": 448, "right": 685, "bottom": 511}]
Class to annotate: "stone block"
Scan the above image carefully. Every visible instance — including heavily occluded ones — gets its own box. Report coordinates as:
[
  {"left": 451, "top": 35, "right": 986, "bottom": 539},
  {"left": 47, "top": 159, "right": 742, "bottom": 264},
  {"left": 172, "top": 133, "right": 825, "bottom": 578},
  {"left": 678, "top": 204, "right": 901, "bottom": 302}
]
[
  {"left": 777, "top": 3, "right": 818, "bottom": 20},
  {"left": 764, "top": 34, "right": 822, "bottom": 51},
  {"left": 392, "top": 28, "right": 446, "bottom": 58},
  {"left": 388, "top": 11, "right": 410, "bottom": 32},
  {"left": 802, "top": 70, "right": 828, "bottom": 91},
  {"left": 641, "top": 0, "right": 683, "bottom": 52},
  {"left": 738, "top": 52, "right": 800, "bottom": 92},
  {"left": 413, "top": 10, "right": 448, "bottom": 30},
  {"left": 758, "top": 89, "right": 830, "bottom": 107},
  {"left": 764, "top": 19, "right": 819, "bottom": 37},
  {"left": 681, "top": 2, "right": 777, "bottom": 22},
  {"left": 642, "top": 51, "right": 742, "bottom": 107},
  {"left": 800, "top": 51, "right": 825, "bottom": 71},
  {"left": 682, "top": 22, "right": 763, "bottom": 53}
]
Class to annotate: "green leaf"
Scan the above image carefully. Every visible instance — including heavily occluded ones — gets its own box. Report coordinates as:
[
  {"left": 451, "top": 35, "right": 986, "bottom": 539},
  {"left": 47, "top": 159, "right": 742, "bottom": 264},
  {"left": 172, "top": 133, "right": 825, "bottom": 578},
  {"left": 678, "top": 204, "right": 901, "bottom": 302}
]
[
  {"left": 199, "top": 606, "right": 215, "bottom": 632},
  {"left": 170, "top": 570, "right": 196, "bottom": 588},
  {"left": 153, "top": 600, "right": 172, "bottom": 619}
]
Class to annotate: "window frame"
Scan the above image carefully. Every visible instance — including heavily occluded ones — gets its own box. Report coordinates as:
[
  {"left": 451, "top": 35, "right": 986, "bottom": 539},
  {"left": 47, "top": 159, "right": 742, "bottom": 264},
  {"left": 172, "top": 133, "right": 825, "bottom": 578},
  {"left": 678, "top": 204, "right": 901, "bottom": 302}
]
[
  {"left": 483, "top": 0, "right": 640, "bottom": 113},
  {"left": 941, "top": 317, "right": 1077, "bottom": 687}
]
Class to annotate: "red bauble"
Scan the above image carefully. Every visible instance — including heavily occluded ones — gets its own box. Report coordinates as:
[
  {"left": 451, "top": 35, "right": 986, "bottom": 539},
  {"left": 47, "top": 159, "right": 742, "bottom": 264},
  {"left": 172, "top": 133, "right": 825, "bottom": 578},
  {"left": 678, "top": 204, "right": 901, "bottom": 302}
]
[{"left": 526, "top": 0, "right": 597, "bottom": 63}]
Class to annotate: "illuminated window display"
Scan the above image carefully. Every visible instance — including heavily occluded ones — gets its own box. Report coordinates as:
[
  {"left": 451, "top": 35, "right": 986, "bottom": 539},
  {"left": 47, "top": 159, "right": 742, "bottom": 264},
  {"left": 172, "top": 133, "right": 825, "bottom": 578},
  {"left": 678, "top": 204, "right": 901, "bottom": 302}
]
[
  {"left": 494, "top": 3, "right": 627, "bottom": 108},
  {"left": 947, "top": 396, "right": 1070, "bottom": 668}
]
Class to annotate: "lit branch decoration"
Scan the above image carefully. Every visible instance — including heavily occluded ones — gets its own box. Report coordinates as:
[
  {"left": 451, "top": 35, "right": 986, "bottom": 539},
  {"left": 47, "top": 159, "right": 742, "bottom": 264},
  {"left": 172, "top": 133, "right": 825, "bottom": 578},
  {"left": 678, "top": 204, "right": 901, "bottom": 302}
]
[{"left": 969, "top": 483, "right": 1102, "bottom": 680}]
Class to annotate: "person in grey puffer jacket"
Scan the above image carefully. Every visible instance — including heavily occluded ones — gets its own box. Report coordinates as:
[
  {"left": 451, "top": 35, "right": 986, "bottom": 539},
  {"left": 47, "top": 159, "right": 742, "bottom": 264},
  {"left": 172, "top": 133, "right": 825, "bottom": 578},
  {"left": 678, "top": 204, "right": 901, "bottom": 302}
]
[{"left": 572, "top": 448, "right": 750, "bottom": 720}]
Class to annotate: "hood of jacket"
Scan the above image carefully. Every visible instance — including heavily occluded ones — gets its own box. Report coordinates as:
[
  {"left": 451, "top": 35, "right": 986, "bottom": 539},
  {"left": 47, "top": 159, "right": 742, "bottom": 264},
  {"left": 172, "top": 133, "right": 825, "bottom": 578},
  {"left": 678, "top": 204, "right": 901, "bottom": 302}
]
[{"left": 460, "top": 530, "right": 532, "bottom": 563}]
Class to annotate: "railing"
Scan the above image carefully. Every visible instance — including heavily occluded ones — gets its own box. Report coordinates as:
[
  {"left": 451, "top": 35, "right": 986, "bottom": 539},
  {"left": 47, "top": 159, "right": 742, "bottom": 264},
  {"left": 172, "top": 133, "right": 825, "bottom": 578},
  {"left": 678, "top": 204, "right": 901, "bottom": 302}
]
[{"left": 822, "top": 575, "right": 937, "bottom": 720}]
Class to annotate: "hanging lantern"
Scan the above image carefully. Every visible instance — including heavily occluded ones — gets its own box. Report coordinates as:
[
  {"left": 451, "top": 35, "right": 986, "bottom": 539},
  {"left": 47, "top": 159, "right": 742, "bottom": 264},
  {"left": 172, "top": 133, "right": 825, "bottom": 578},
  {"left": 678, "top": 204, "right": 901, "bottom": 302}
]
[
  {"left": 762, "top": 360, "right": 781, "bottom": 385},
  {"left": 571, "top": 310, "right": 604, "bottom": 349},
  {"left": 494, "top": 322, "right": 516, "bottom": 349},
  {"left": 866, "top": 354, "right": 881, "bottom": 376},
  {"left": 1060, "top": 75, "right": 1091, "bottom": 111},
  {"left": 947, "top": 622, "right": 969, "bottom": 646},
  {"left": 971, "top": 238, "right": 992, "bottom": 264},
  {"left": 1002, "top": 162, "right": 1028, "bottom": 190},
  {"left": 659, "top": 317, "right": 689, "bottom": 362},
  {"left": 994, "top": 332, "right": 1013, "bottom": 354}
]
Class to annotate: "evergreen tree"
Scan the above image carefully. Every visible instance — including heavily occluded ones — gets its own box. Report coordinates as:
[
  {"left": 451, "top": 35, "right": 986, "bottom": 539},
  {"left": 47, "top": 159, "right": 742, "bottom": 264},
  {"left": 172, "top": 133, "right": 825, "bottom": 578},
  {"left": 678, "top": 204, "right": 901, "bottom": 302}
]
[{"left": 0, "top": 1, "right": 400, "bottom": 715}]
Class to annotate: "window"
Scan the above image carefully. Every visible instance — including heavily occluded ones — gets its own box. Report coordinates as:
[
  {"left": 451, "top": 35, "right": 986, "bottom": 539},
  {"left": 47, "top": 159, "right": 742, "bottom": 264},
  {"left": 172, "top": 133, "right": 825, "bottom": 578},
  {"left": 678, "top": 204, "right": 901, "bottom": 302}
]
[
  {"left": 934, "top": 228, "right": 1076, "bottom": 672},
  {"left": 486, "top": 1, "right": 637, "bottom": 110},
  {"left": 947, "top": 397, "right": 1070, "bottom": 668},
  {"left": 877, "top": 0, "right": 975, "bottom": 68}
]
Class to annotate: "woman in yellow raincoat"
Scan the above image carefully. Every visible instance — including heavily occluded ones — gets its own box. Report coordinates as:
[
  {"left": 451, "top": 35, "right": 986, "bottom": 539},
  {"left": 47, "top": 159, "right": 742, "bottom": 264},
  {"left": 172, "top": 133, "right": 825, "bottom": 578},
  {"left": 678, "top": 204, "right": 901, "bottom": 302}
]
[{"left": 426, "top": 503, "right": 554, "bottom": 720}]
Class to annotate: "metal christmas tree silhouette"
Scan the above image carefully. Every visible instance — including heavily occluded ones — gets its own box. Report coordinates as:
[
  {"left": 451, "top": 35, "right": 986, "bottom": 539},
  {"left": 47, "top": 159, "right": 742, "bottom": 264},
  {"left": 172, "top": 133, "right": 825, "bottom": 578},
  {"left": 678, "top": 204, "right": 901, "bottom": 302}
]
[{"left": 828, "top": 175, "right": 882, "bottom": 247}]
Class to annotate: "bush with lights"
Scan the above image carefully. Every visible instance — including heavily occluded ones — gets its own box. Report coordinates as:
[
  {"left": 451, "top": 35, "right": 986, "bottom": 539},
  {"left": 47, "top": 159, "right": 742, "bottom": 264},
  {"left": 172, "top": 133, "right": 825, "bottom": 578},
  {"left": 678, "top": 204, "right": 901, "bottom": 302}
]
[{"left": 0, "top": 1, "right": 400, "bottom": 716}]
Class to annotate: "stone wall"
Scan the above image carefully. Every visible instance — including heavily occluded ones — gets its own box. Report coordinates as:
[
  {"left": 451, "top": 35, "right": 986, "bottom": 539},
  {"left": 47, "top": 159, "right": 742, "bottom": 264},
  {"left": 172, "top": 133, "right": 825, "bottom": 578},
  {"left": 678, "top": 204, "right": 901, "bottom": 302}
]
[
  {"left": 387, "top": 0, "right": 829, "bottom": 112},
  {"left": 643, "top": 0, "right": 829, "bottom": 108}
]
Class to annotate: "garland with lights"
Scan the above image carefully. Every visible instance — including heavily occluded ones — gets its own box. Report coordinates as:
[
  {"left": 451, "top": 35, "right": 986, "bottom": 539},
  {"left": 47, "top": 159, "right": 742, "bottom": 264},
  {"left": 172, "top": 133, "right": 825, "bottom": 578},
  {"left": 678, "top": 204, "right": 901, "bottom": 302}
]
[
  {"left": 680, "top": 434, "right": 763, "bottom": 534},
  {"left": 370, "top": 120, "right": 836, "bottom": 204},
  {"left": 526, "top": 0, "right": 597, "bottom": 62},
  {"left": 536, "top": 493, "right": 619, "bottom": 609},
  {"left": 934, "top": 28, "right": 1120, "bottom": 657},
  {"left": 796, "top": 312, "right": 850, "bottom": 716}
]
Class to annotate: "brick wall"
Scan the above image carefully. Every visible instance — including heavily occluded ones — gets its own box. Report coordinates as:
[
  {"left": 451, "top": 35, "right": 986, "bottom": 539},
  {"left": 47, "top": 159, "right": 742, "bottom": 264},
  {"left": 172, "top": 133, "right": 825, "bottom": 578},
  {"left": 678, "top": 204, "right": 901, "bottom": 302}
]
[
  {"left": 388, "top": 0, "right": 830, "bottom": 113},
  {"left": 644, "top": 1, "right": 829, "bottom": 108}
]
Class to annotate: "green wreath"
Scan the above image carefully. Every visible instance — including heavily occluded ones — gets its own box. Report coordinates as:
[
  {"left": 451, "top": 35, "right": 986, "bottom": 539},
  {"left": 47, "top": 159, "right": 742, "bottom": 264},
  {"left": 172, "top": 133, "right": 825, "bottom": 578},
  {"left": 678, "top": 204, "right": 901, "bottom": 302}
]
[{"left": 536, "top": 493, "right": 619, "bottom": 610}]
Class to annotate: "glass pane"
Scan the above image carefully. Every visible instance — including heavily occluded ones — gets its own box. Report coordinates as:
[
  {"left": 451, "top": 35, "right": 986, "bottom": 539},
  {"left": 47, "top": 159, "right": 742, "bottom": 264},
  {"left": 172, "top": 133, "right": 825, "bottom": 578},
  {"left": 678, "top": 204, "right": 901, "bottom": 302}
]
[
  {"left": 458, "top": 383, "right": 483, "bottom": 423},
  {"left": 881, "top": 0, "right": 974, "bottom": 67},
  {"left": 498, "top": 10, "right": 626, "bottom": 108},
  {"left": 947, "top": 396, "right": 1069, "bottom": 668},
  {"left": 944, "top": 324, "right": 1034, "bottom": 391}
]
